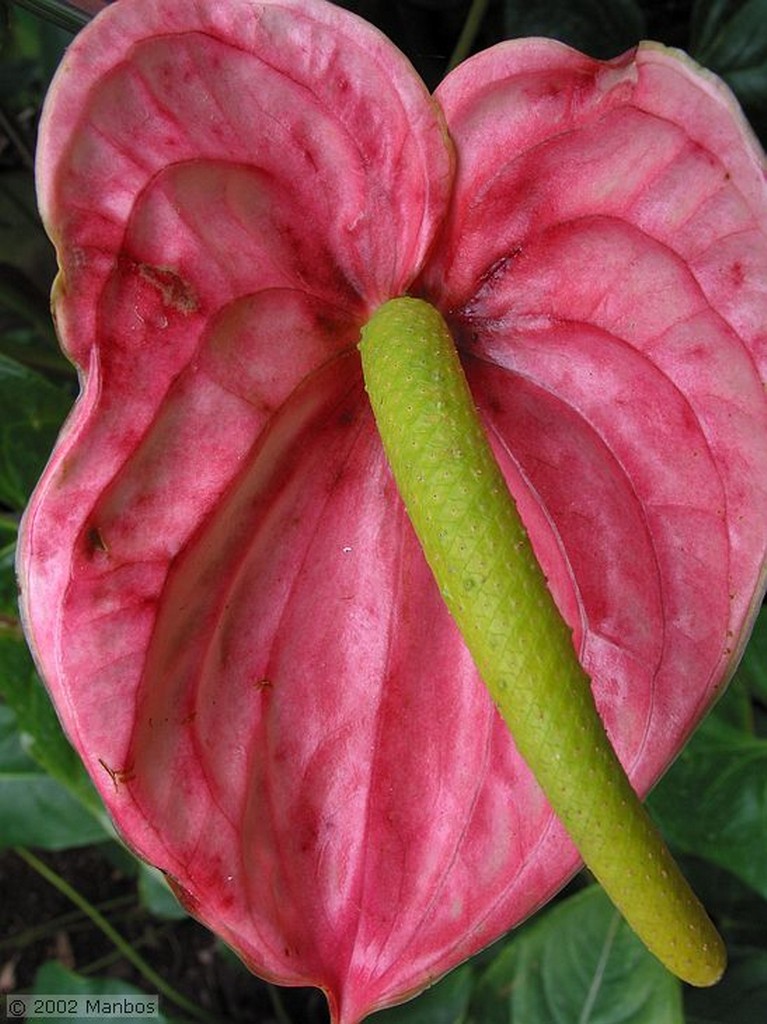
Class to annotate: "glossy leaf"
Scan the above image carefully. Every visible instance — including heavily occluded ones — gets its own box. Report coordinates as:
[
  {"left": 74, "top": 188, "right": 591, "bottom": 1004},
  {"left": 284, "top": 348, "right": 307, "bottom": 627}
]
[
  {"left": 19, "top": 0, "right": 767, "bottom": 1019},
  {"left": 691, "top": 0, "right": 767, "bottom": 72},
  {"left": 0, "top": 355, "right": 72, "bottom": 508},
  {"left": 370, "top": 964, "right": 474, "bottom": 1023},
  {"left": 0, "top": 171, "right": 56, "bottom": 291},
  {"left": 685, "top": 950, "right": 767, "bottom": 1024},
  {"left": 0, "top": 536, "right": 106, "bottom": 818},
  {"left": 0, "top": 637, "right": 107, "bottom": 822},
  {"left": 0, "top": 706, "right": 109, "bottom": 849},
  {"left": 469, "top": 886, "right": 683, "bottom": 1024},
  {"left": 30, "top": 962, "right": 171, "bottom": 1024},
  {"left": 676, "top": 859, "right": 767, "bottom": 951},
  {"left": 0, "top": 535, "right": 20, "bottom": 616},
  {"left": 649, "top": 706, "right": 767, "bottom": 899},
  {"left": 733, "top": 605, "right": 767, "bottom": 706},
  {"left": 503, "top": 0, "right": 645, "bottom": 59},
  {"left": 10, "top": 0, "right": 101, "bottom": 33},
  {"left": 137, "top": 862, "right": 187, "bottom": 921}
]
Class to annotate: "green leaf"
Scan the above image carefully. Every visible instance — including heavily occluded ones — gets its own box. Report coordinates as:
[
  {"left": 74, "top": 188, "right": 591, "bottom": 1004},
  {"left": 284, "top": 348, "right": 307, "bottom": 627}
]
[
  {"left": 0, "top": 537, "right": 20, "bottom": 620},
  {"left": 0, "top": 635, "right": 109, "bottom": 822},
  {"left": 672, "top": 857, "right": 767, "bottom": 951},
  {"left": 734, "top": 605, "right": 767, "bottom": 707},
  {"left": 1, "top": 2, "right": 73, "bottom": 83},
  {"left": 5, "top": 0, "right": 87, "bottom": 38},
  {"left": 503, "top": 0, "right": 645, "bottom": 59},
  {"left": 649, "top": 709, "right": 767, "bottom": 899},
  {"left": 0, "top": 171, "right": 53, "bottom": 281},
  {"left": 0, "top": 704, "right": 109, "bottom": 849},
  {"left": 685, "top": 949, "right": 767, "bottom": 1023},
  {"left": 29, "top": 962, "right": 171, "bottom": 1024},
  {"left": 0, "top": 262, "right": 57, "bottom": 341},
  {"left": 698, "top": 674, "right": 754, "bottom": 732},
  {"left": 0, "top": 54, "right": 39, "bottom": 102},
  {"left": 137, "top": 862, "right": 188, "bottom": 921},
  {"left": 691, "top": 0, "right": 767, "bottom": 67},
  {"left": 469, "top": 886, "right": 683, "bottom": 1024},
  {"left": 0, "top": 700, "right": 31, "bottom": 770},
  {"left": 0, "top": 354, "right": 72, "bottom": 509},
  {"left": 371, "top": 964, "right": 474, "bottom": 1023}
]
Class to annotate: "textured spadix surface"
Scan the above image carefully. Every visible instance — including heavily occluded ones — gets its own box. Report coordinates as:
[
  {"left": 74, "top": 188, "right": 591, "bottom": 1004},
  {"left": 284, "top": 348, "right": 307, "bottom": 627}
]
[{"left": 19, "top": 0, "right": 767, "bottom": 1020}]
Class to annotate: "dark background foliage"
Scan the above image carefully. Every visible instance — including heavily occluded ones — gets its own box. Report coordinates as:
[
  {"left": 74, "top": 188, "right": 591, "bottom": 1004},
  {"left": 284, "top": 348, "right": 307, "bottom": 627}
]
[{"left": 1, "top": 0, "right": 766, "bottom": 1021}]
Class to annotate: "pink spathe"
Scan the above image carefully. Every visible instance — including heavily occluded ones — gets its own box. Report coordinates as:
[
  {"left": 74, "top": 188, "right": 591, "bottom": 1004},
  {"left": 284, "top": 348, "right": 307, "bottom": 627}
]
[{"left": 19, "top": 1, "right": 767, "bottom": 1021}]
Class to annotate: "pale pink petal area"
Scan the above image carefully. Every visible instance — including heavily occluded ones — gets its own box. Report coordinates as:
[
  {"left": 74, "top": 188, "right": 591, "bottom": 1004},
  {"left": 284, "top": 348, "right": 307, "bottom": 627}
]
[{"left": 423, "top": 38, "right": 767, "bottom": 794}]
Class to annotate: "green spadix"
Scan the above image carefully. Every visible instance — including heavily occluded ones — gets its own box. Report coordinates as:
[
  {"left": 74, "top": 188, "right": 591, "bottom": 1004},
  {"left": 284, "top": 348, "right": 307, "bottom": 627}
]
[{"left": 359, "top": 296, "right": 726, "bottom": 987}]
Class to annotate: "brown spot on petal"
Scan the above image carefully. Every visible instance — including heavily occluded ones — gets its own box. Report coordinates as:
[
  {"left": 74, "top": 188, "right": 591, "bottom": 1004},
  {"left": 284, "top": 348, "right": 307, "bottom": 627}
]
[
  {"left": 85, "top": 525, "right": 108, "bottom": 555},
  {"left": 98, "top": 758, "right": 135, "bottom": 791},
  {"left": 138, "top": 264, "right": 199, "bottom": 314}
]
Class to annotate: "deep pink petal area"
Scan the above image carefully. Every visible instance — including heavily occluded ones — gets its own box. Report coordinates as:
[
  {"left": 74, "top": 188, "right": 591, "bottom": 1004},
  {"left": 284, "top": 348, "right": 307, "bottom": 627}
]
[
  {"left": 80, "top": 364, "right": 593, "bottom": 1023},
  {"left": 24, "top": 0, "right": 452, "bottom": 787},
  {"left": 27, "top": 342, "right": 584, "bottom": 1022},
  {"left": 422, "top": 40, "right": 767, "bottom": 793},
  {"left": 22, "top": 10, "right": 451, "bottom": 1015},
  {"left": 24, "top": 290, "right": 362, "bottom": 755}
]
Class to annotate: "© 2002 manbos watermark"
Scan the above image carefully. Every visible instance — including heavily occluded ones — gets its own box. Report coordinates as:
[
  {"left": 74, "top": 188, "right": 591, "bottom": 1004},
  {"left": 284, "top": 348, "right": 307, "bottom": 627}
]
[{"left": 5, "top": 994, "right": 160, "bottom": 1019}]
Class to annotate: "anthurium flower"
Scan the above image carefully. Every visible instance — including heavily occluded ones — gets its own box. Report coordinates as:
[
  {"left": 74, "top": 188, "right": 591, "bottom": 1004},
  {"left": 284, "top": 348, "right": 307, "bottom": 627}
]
[{"left": 19, "top": 0, "right": 767, "bottom": 1020}]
